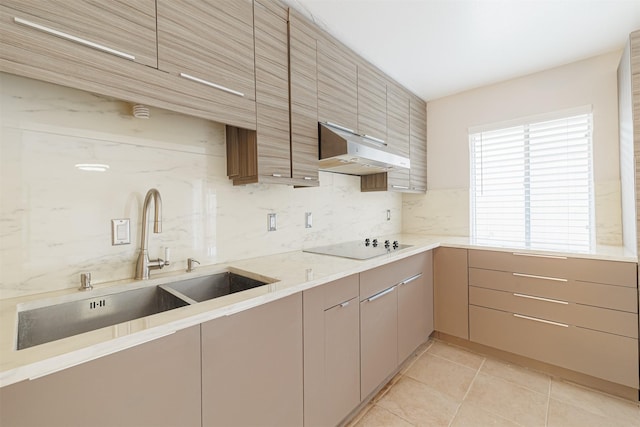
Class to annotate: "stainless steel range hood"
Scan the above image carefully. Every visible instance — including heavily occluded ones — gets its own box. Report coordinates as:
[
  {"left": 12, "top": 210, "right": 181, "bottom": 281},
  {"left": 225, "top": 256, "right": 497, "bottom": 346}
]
[{"left": 319, "top": 122, "right": 410, "bottom": 175}]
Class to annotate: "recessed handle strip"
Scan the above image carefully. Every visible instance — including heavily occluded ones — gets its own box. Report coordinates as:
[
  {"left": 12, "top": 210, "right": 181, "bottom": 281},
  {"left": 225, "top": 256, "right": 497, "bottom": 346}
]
[
  {"left": 392, "top": 185, "right": 409, "bottom": 190},
  {"left": 340, "top": 301, "right": 350, "bottom": 308},
  {"left": 512, "top": 252, "right": 567, "bottom": 260},
  {"left": 272, "top": 173, "right": 282, "bottom": 177},
  {"left": 412, "top": 187, "right": 426, "bottom": 191},
  {"left": 179, "top": 73, "right": 244, "bottom": 97},
  {"left": 14, "top": 17, "right": 136, "bottom": 61},
  {"left": 513, "top": 313, "right": 568, "bottom": 328},
  {"left": 513, "top": 293, "right": 568, "bottom": 305},
  {"left": 362, "top": 134, "right": 387, "bottom": 146},
  {"left": 366, "top": 285, "right": 396, "bottom": 302},
  {"left": 400, "top": 273, "right": 422, "bottom": 286},
  {"left": 323, "top": 121, "right": 356, "bottom": 134},
  {"left": 512, "top": 272, "right": 567, "bottom": 282},
  {"left": 303, "top": 176, "right": 315, "bottom": 180}
]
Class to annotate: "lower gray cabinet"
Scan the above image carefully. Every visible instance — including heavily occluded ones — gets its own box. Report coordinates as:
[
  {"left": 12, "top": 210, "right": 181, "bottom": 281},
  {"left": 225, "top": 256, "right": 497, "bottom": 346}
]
[
  {"left": 303, "top": 275, "right": 360, "bottom": 427},
  {"left": 201, "top": 292, "right": 303, "bottom": 427},
  {"left": 0, "top": 326, "right": 201, "bottom": 427}
]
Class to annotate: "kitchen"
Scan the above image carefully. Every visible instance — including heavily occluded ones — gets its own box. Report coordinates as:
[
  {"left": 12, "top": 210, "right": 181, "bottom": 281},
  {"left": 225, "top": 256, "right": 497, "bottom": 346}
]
[{"left": 0, "top": 1, "right": 639, "bottom": 426}]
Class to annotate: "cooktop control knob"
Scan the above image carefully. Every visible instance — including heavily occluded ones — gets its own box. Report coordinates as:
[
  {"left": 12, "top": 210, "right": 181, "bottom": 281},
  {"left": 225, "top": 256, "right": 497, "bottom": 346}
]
[
  {"left": 384, "top": 240, "right": 390, "bottom": 248},
  {"left": 372, "top": 239, "right": 378, "bottom": 247},
  {"left": 393, "top": 240, "right": 399, "bottom": 249},
  {"left": 365, "top": 238, "right": 370, "bottom": 246}
]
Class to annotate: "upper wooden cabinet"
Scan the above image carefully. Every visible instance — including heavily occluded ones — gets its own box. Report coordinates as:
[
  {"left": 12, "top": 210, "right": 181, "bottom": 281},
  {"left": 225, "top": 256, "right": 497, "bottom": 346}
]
[
  {"left": 288, "top": 8, "right": 320, "bottom": 186},
  {"left": 357, "top": 62, "right": 387, "bottom": 142},
  {"left": 156, "top": 0, "right": 257, "bottom": 128},
  {"left": 386, "top": 82, "right": 412, "bottom": 190},
  {"left": 410, "top": 95, "right": 428, "bottom": 192},
  {"left": 2, "top": 0, "right": 157, "bottom": 68},
  {"left": 253, "top": 0, "right": 291, "bottom": 181},
  {"left": 317, "top": 32, "right": 358, "bottom": 132}
]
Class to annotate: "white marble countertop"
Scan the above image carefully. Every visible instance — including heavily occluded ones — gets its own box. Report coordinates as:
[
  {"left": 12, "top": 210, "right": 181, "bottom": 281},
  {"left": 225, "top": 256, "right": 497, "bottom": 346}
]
[{"left": 0, "top": 234, "right": 635, "bottom": 388}]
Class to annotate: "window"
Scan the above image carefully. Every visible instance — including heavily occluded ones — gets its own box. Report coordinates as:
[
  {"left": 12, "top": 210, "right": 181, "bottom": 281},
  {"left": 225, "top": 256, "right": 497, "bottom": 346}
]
[{"left": 470, "top": 110, "right": 594, "bottom": 252}]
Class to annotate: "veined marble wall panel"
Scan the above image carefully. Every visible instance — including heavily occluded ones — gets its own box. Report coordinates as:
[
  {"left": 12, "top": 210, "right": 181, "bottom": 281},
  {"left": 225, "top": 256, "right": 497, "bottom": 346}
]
[{"left": 0, "top": 73, "right": 401, "bottom": 299}]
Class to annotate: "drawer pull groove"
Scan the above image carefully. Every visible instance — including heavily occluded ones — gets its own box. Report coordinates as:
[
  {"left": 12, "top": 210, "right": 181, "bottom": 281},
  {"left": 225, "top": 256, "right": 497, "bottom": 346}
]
[
  {"left": 366, "top": 286, "right": 396, "bottom": 302},
  {"left": 513, "top": 313, "right": 569, "bottom": 328},
  {"left": 14, "top": 17, "right": 136, "bottom": 61},
  {"left": 512, "top": 252, "right": 567, "bottom": 260},
  {"left": 400, "top": 273, "right": 423, "bottom": 286},
  {"left": 179, "top": 73, "right": 244, "bottom": 97},
  {"left": 513, "top": 293, "right": 568, "bottom": 305},
  {"left": 512, "top": 272, "right": 567, "bottom": 282}
]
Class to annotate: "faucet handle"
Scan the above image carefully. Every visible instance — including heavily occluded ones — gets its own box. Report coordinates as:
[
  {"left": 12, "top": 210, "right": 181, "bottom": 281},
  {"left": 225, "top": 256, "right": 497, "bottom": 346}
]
[
  {"left": 79, "top": 272, "right": 93, "bottom": 291},
  {"left": 187, "top": 258, "right": 200, "bottom": 272}
]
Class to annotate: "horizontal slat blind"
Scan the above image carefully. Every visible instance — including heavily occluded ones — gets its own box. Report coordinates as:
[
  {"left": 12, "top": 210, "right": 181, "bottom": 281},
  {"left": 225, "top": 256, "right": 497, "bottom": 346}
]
[{"left": 470, "top": 113, "right": 593, "bottom": 252}]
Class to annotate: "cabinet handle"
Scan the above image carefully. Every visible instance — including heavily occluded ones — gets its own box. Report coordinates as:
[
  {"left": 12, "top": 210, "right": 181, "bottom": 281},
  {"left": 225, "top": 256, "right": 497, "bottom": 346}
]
[
  {"left": 340, "top": 301, "right": 350, "bottom": 308},
  {"left": 512, "top": 252, "right": 567, "bottom": 260},
  {"left": 323, "top": 121, "right": 355, "bottom": 134},
  {"left": 362, "top": 134, "right": 387, "bottom": 146},
  {"left": 272, "top": 173, "right": 283, "bottom": 177},
  {"left": 513, "top": 293, "right": 568, "bottom": 305},
  {"left": 366, "top": 285, "right": 396, "bottom": 302},
  {"left": 13, "top": 17, "right": 136, "bottom": 61},
  {"left": 513, "top": 313, "right": 568, "bottom": 328},
  {"left": 512, "top": 272, "right": 567, "bottom": 283},
  {"left": 412, "top": 187, "right": 426, "bottom": 191},
  {"left": 303, "top": 176, "right": 316, "bottom": 181},
  {"left": 399, "top": 273, "right": 422, "bottom": 286},
  {"left": 179, "top": 73, "right": 244, "bottom": 97},
  {"left": 392, "top": 185, "right": 409, "bottom": 190}
]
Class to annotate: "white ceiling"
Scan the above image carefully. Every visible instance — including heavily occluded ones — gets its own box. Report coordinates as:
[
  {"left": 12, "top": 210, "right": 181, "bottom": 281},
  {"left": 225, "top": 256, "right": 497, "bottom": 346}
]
[{"left": 285, "top": 0, "right": 640, "bottom": 101}]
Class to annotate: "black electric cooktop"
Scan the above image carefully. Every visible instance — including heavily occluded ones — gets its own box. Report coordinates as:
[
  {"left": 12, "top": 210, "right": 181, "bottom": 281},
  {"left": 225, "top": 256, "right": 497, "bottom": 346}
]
[{"left": 303, "top": 239, "right": 412, "bottom": 260}]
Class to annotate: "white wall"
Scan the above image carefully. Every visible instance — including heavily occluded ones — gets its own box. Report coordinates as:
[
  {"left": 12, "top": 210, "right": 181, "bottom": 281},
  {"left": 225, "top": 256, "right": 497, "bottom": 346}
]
[
  {"left": 403, "top": 50, "right": 623, "bottom": 246},
  {"left": 0, "top": 73, "right": 402, "bottom": 299}
]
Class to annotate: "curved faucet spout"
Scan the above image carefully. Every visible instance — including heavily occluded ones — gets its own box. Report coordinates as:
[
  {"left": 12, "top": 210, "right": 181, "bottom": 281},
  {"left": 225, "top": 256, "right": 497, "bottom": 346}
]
[{"left": 136, "top": 188, "right": 167, "bottom": 280}]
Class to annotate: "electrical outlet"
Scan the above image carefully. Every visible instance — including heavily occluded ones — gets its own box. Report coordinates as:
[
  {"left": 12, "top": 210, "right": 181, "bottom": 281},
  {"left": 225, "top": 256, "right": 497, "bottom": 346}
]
[
  {"left": 268, "top": 213, "right": 277, "bottom": 231},
  {"left": 305, "top": 212, "right": 313, "bottom": 228},
  {"left": 386, "top": 209, "right": 391, "bottom": 221}
]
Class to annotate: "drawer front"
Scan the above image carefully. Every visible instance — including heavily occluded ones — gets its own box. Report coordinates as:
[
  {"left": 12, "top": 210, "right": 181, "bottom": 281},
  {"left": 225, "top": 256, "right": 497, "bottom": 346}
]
[
  {"left": 360, "top": 253, "right": 426, "bottom": 300},
  {"left": 470, "top": 287, "right": 638, "bottom": 338},
  {"left": 470, "top": 305, "right": 639, "bottom": 388},
  {"left": 468, "top": 250, "right": 636, "bottom": 287},
  {"left": 469, "top": 268, "right": 638, "bottom": 313},
  {"left": 322, "top": 274, "right": 359, "bottom": 310}
]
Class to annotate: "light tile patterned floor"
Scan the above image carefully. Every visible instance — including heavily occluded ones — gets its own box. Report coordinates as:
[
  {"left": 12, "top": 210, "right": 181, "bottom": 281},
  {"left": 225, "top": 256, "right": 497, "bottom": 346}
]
[{"left": 347, "top": 340, "right": 640, "bottom": 427}]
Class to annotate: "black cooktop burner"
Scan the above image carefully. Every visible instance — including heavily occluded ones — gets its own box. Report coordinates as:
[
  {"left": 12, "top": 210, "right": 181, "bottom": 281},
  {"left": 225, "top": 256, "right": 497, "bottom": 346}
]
[{"left": 303, "top": 239, "right": 412, "bottom": 260}]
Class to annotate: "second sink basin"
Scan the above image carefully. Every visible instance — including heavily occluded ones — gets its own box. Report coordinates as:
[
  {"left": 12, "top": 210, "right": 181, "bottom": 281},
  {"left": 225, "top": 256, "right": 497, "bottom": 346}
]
[{"left": 162, "top": 271, "right": 270, "bottom": 303}]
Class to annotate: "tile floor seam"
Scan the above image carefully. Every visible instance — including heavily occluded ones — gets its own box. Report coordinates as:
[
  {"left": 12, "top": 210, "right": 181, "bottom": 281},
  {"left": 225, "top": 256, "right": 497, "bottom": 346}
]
[
  {"left": 445, "top": 357, "right": 486, "bottom": 427},
  {"left": 427, "top": 349, "right": 486, "bottom": 371},
  {"left": 544, "top": 374, "right": 551, "bottom": 427},
  {"left": 478, "top": 363, "right": 553, "bottom": 398},
  {"left": 375, "top": 403, "right": 419, "bottom": 427}
]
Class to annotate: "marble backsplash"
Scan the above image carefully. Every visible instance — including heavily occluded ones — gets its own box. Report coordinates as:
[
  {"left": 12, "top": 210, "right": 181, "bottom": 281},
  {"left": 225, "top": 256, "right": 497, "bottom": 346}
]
[{"left": 0, "top": 73, "right": 402, "bottom": 299}]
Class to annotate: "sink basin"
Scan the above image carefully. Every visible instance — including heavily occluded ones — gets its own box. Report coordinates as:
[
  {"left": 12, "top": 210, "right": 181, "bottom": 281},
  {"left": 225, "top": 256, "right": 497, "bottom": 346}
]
[
  {"left": 17, "top": 286, "right": 189, "bottom": 350},
  {"left": 162, "top": 271, "right": 270, "bottom": 303}
]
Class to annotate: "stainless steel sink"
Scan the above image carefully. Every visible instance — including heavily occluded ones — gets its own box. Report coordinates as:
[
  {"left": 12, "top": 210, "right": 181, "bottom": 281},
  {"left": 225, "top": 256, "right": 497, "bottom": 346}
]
[
  {"left": 162, "top": 271, "right": 269, "bottom": 303},
  {"left": 17, "top": 270, "right": 273, "bottom": 350},
  {"left": 17, "top": 286, "right": 189, "bottom": 350}
]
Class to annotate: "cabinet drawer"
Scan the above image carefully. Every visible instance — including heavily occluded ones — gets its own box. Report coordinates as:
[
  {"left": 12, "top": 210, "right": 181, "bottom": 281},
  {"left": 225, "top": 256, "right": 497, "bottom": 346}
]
[
  {"left": 360, "top": 254, "right": 426, "bottom": 300},
  {"left": 470, "top": 286, "right": 638, "bottom": 338},
  {"left": 469, "top": 268, "right": 637, "bottom": 313},
  {"left": 322, "top": 274, "right": 359, "bottom": 310},
  {"left": 470, "top": 305, "right": 639, "bottom": 388},
  {"left": 468, "top": 250, "right": 636, "bottom": 287}
]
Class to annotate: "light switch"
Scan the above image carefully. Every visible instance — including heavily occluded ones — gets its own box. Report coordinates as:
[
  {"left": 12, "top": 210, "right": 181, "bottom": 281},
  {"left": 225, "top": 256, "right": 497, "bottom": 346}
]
[
  {"left": 111, "top": 219, "right": 130, "bottom": 245},
  {"left": 268, "top": 213, "right": 277, "bottom": 231}
]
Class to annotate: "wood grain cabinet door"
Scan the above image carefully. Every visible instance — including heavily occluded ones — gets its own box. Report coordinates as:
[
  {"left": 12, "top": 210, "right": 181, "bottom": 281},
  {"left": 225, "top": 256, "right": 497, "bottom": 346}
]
[
  {"left": 387, "top": 81, "right": 411, "bottom": 190},
  {"left": 201, "top": 293, "right": 303, "bottom": 427},
  {"left": 254, "top": 0, "right": 291, "bottom": 180},
  {"left": 2, "top": 0, "right": 157, "bottom": 67},
  {"left": 358, "top": 62, "right": 387, "bottom": 143},
  {"left": 317, "top": 34, "right": 358, "bottom": 132},
  {"left": 0, "top": 326, "right": 201, "bottom": 427},
  {"left": 289, "top": 8, "right": 320, "bottom": 185},
  {"left": 156, "top": 0, "right": 257, "bottom": 128},
  {"left": 434, "top": 247, "right": 469, "bottom": 339},
  {"left": 409, "top": 95, "right": 427, "bottom": 192}
]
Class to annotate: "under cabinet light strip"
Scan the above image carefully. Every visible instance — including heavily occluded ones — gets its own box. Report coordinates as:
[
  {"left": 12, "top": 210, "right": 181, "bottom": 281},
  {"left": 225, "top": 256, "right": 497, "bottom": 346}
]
[
  {"left": 179, "top": 73, "right": 244, "bottom": 97},
  {"left": 513, "top": 313, "right": 568, "bottom": 328},
  {"left": 14, "top": 17, "right": 136, "bottom": 61},
  {"left": 513, "top": 293, "right": 568, "bottom": 305},
  {"left": 512, "top": 272, "right": 568, "bottom": 282}
]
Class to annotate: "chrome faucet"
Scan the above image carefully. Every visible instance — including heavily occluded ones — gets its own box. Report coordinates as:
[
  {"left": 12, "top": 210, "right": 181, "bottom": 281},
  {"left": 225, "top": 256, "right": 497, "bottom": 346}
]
[{"left": 135, "top": 188, "right": 170, "bottom": 280}]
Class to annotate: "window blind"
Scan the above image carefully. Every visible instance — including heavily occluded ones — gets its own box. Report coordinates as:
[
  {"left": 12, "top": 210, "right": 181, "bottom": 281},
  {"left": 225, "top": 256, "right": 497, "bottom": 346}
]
[{"left": 470, "top": 113, "right": 594, "bottom": 252}]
